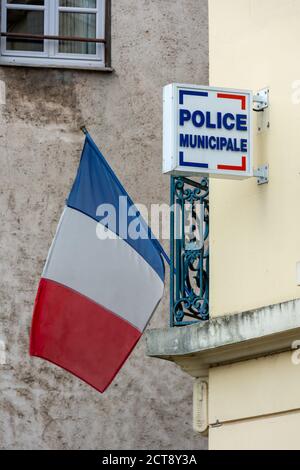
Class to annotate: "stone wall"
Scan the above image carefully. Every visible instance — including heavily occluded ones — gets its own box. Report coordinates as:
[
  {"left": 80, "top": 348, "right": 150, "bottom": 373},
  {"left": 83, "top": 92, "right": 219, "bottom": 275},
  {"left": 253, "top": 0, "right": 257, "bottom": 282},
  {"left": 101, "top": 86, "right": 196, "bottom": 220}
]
[{"left": 0, "top": 0, "right": 208, "bottom": 449}]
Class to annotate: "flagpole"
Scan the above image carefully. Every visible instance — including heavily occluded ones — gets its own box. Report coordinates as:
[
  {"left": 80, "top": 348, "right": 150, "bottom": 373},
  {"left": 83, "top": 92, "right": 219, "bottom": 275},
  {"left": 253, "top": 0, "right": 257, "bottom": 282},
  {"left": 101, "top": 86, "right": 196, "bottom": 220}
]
[
  {"left": 80, "top": 126, "right": 171, "bottom": 267},
  {"left": 80, "top": 126, "right": 88, "bottom": 135}
]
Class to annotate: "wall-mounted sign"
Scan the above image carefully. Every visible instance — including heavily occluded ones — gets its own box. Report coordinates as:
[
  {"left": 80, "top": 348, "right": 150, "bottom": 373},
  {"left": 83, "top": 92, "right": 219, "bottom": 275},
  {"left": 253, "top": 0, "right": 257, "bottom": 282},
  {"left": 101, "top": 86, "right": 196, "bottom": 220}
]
[{"left": 163, "top": 83, "right": 253, "bottom": 178}]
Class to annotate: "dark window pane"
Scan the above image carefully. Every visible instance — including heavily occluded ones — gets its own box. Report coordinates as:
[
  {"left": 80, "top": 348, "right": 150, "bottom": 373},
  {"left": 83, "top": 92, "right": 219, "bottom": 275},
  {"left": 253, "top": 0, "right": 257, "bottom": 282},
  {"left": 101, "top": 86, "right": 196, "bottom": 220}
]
[
  {"left": 8, "top": 1, "right": 44, "bottom": 5},
  {"left": 59, "top": 12, "right": 96, "bottom": 55},
  {"left": 7, "top": 10, "right": 44, "bottom": 52},
  {"left": 59, "top": 0, "right": 96, "bottom": 7}
]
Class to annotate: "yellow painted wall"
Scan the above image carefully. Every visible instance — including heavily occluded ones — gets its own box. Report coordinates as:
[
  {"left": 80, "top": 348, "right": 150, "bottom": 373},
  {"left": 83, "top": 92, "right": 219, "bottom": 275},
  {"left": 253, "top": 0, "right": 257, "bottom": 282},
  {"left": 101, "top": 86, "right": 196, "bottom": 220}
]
[
  {"left": 209, "top": 0, "right": 300, "bottom": 316},
  {"left": 209, "top": 351, "right": 300, "bottom": 423},
  {"left": 209, "top": 351, "right": 300, "bottom": 450},
  {"left": 210, "top": 411, "right": 300, "bottom": 450}
]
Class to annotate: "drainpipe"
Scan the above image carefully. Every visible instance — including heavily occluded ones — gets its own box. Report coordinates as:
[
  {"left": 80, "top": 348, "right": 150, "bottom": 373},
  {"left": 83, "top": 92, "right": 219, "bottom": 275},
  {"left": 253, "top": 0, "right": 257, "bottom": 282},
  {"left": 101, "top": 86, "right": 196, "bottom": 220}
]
[{"left": 193, "top": 378, "right": 209, "bottom": 436}]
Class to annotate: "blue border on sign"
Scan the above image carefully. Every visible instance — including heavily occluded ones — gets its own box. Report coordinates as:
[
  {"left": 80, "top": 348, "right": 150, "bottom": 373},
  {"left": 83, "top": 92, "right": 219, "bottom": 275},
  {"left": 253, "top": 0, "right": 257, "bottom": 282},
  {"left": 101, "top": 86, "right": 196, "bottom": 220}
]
[
  {"left": 179, "top": 89, "right": 209, "bottom": 168},
  {"left": 179, "top": 90, "right": 208, "bottom": 105},
  {"left": 179, "top": 152, "right": 208, "bottom": 168}
]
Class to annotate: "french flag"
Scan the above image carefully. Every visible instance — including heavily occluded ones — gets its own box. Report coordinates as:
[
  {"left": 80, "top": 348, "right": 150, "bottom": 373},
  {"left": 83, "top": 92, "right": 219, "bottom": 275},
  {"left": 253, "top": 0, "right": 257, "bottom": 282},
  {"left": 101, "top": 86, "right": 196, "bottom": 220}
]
[{"left": 30, "top": 133, "right": 165, "bottom": 393}]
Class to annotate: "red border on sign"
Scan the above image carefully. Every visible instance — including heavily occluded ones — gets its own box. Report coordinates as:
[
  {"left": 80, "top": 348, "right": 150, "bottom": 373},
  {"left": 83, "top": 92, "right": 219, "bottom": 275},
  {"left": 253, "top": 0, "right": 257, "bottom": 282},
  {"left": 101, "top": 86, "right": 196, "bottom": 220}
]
[
  {"left": 217, "top": 156, "right": 247, "bottom": 171},
  {"left": 217, "top": 93, "right": 246, "bottom": 110}
]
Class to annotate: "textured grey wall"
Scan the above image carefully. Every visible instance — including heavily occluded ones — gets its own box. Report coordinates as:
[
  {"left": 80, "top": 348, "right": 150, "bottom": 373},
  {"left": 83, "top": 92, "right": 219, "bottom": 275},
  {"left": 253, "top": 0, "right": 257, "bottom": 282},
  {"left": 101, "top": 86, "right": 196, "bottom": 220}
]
[{"left": 0, "top": 0, "right": 208, "bottom": 449}]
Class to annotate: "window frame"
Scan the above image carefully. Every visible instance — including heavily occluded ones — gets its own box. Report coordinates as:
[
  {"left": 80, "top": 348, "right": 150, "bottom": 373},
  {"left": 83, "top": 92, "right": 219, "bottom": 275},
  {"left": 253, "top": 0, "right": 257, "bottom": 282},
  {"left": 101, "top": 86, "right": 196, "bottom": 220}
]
[{"left": 0, "top": 0, "right": 111, "bottom": 70}]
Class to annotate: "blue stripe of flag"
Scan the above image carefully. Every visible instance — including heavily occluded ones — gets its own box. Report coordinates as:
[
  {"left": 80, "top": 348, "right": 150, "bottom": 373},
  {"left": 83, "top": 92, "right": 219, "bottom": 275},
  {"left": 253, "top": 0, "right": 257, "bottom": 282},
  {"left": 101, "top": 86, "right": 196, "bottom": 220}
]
[{"left": 67, "top": 134, "right": 165, "bottom": 282}]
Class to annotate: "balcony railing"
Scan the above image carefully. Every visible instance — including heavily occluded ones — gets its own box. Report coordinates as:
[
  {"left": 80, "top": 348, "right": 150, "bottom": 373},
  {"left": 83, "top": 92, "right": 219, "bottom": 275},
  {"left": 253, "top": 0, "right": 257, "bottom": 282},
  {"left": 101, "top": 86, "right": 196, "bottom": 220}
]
[{"left": 170, "top": 176, "right": 209, "bottom": 326}]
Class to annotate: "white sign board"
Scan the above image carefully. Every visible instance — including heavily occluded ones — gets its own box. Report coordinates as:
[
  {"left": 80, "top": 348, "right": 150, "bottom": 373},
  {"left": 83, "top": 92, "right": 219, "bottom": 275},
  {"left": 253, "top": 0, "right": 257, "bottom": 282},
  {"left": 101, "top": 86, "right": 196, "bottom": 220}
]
[{"left": 163, "top": 83, "right": 253, "bottom": 178}]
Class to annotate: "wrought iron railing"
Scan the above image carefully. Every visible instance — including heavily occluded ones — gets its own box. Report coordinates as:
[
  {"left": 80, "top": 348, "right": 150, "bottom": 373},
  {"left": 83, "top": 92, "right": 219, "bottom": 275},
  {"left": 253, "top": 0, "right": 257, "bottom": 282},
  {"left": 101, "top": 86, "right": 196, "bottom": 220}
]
[{"left": 170, "top": 176, "right": 209, "bottom": 326}]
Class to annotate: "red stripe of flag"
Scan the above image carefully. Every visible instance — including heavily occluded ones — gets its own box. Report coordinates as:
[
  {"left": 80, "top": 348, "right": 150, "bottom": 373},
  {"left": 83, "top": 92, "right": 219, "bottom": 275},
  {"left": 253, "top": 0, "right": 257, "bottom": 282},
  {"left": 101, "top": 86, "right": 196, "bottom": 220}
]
[{"left": 30, "top": 279, "right": 141, "bottom": 393}]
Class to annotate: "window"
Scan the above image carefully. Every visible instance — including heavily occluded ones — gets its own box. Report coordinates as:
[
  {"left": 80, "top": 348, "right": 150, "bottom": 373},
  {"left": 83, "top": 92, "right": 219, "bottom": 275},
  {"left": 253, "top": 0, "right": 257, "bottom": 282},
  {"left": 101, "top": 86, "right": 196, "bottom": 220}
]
[{"left": 0, "top": 0, "right": 110, "bottom": 69}]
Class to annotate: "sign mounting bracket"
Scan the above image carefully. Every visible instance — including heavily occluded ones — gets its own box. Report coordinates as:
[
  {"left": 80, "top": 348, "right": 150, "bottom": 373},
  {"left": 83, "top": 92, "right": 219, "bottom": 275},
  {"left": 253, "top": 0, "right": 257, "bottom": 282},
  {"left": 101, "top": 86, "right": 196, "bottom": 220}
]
[
  {"left": 253, "top": 88, "right": 269, "bottom": 112},
  {"left": 253, "top": 164, "right": 269, "bottom": 185}
]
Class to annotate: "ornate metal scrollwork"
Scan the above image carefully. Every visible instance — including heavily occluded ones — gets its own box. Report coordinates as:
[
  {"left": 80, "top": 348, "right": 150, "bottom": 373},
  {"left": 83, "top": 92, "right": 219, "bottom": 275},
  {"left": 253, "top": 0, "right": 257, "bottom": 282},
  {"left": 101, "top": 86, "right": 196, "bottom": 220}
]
[{"left": 170, "top": 176, "right": 209, "bottom": 326}]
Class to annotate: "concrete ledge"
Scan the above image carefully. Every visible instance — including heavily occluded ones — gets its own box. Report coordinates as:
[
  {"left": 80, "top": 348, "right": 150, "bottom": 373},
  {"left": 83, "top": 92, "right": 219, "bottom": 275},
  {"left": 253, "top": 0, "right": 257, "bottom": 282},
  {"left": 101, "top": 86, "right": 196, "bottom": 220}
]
[{"left": 145, "top": 298, "right": 300, "bottom": 377}]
